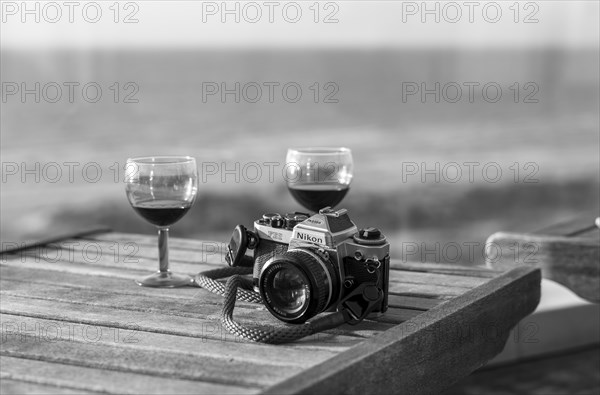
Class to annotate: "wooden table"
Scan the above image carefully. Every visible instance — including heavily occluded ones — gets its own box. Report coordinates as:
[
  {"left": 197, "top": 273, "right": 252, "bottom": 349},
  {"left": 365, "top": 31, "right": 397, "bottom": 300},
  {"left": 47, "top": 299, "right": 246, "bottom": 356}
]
[{"left": 0, "top": 231, "right": 540, "bottom": 395}]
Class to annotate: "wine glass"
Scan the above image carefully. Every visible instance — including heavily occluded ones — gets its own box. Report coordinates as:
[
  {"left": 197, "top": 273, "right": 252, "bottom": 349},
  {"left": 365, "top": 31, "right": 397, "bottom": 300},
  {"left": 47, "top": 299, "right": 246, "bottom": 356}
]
[
  {"left": 285, "top": 147, "right": 353, "bottom": 212},
  {"left": 125, "top": 156, "right": 198, "bottom": 287}
]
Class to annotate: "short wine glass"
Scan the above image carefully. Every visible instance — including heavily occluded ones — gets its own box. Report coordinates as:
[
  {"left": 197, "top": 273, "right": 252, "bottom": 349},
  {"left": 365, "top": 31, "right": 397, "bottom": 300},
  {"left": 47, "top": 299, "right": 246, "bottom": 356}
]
[
  {"left": 285, "top": 147, "right": 353, "bottom": 212},
  {"left": 125, "top": 156, "right": 198, "bottom": 287}
]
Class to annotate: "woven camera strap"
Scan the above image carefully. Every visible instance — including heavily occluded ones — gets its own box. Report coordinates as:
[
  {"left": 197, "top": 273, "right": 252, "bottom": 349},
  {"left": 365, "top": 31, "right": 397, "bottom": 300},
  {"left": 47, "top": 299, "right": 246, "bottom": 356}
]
[{"left": 194, "top": 267, "right": 383, "bottom": 344}]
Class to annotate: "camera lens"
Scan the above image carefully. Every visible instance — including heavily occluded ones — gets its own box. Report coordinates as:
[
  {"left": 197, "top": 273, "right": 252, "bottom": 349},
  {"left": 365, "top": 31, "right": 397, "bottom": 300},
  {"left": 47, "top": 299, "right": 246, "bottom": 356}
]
[
  {"left": 259, "top": 249, "right": 339, "bottom": 323},
  {"left": 265, "top": 266, "right": 309, "bottom": 315}
]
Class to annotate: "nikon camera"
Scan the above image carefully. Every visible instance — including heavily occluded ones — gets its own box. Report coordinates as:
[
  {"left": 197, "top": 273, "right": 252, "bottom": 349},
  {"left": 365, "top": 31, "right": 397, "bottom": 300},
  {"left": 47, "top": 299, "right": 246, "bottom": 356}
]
[{"left": 226, "top": 207, "right": 390, "bottom": 324}]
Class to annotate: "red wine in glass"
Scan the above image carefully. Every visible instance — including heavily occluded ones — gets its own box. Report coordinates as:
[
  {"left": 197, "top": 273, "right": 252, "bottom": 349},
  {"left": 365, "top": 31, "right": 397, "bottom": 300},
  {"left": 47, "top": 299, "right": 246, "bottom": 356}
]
[
  {"left": 286, "top": 147, "right": 353, "bottom": 212},
  {"left": 287, "top": 183, "right": 350, "bottom": 213},
  {"left": 132, "top": 200, "right": 192, "bottom": 228}
]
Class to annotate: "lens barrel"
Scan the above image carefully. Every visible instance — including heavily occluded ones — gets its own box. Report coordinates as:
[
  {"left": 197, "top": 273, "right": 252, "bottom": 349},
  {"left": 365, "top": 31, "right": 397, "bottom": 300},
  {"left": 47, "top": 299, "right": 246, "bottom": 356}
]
[{"left": 259, "top": 249, "right": 338, "bottom": 323}]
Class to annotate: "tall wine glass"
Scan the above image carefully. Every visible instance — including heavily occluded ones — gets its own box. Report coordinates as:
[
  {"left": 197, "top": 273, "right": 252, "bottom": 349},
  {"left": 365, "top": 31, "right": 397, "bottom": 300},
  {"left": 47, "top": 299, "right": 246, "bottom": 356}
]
[
  {"left": 125, "top": 156, "right": 198, "bottom": 287},
  {"left": 286, "top": 147, "right": 353, "bottom": 212}
]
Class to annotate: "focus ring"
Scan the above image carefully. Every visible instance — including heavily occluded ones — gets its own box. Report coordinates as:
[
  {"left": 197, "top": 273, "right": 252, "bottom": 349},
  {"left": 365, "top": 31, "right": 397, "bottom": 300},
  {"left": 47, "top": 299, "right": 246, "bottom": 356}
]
[{"left": 285, "top": 250, "right": 331, "bottom": 316}]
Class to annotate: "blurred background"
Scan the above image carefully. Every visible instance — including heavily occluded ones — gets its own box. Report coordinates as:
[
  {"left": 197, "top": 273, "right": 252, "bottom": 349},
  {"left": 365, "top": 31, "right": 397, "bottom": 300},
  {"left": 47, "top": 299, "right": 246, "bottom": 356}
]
[{"left": 1, "top": 0, "right": 598, "bottom": 264}]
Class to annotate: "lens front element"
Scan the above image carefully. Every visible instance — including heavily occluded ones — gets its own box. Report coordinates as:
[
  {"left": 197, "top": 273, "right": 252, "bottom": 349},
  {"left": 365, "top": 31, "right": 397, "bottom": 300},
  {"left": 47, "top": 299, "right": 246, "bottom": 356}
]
[{"left": 267, "top": 266, "right": 309, "bottom": 315}]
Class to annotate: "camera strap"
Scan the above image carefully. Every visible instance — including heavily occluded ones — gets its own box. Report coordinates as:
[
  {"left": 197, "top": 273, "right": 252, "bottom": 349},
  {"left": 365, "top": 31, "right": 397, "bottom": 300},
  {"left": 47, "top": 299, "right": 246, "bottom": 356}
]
[{"left": 194, "top": 267, "right": 383, "bottom": 344}]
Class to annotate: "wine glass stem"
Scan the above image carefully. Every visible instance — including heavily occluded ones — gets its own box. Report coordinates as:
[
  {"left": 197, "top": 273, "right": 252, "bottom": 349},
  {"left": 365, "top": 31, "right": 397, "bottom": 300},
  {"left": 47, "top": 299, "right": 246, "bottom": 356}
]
[{"left": 158, "top": 227, "right": 169, "bottom": 273}]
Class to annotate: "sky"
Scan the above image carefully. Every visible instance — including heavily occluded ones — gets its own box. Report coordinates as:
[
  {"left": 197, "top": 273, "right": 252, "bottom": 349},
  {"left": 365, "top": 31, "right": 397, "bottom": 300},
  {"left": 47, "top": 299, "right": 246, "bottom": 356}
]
[{"left": 1, "top": 1, "right": 598, "bottom": 49}]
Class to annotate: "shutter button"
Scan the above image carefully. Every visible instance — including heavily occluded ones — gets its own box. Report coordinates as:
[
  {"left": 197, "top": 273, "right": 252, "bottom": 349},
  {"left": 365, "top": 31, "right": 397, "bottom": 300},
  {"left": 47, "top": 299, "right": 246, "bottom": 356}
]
[
  {"left": 360, "top": 227, "right": 381, "bottom": 239},
  {"left": 353, "top": 227, "right": 386, "bottom": 245}
]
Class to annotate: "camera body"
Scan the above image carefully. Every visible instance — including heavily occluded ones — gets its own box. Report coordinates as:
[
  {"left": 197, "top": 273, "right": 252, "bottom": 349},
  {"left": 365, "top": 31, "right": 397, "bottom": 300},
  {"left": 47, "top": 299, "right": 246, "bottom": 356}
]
[{"left": 247, "top": 208, "right": 389, "bottom": 323}]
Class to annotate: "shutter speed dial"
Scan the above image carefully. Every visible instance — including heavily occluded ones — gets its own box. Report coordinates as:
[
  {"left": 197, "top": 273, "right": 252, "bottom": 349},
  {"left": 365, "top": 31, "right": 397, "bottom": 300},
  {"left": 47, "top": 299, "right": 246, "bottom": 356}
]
[{"left": 262, "top": 213, "right": 284, "bottom": 228}]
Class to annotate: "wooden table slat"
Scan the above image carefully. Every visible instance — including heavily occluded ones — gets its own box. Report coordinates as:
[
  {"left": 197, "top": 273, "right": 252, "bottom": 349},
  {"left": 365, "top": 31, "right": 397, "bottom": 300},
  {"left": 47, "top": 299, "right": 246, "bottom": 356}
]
[
  {"left": 0, "top": 356, "right": 253, "bottom": 395},
  {"left": 0, "top": 377, "right": 102, "bottom": 395},
  {"left": 387, "top": 294, "right": 444, "bottom": 310},
  {"left": 1, "top": 333, "right": 283, "bottom": 388}
]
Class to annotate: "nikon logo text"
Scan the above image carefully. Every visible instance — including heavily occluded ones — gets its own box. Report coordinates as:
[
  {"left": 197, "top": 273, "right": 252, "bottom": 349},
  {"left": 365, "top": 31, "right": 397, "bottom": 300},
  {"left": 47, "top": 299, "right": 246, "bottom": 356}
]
[{"left": 296, "top": 232, "right": 324, "bottom": 244}]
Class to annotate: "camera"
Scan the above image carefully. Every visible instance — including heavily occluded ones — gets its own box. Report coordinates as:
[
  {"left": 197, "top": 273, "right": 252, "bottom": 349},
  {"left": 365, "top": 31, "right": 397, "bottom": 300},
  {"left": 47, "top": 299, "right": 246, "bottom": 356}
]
[{"left": 225, "top": 207, "right": 390, "bottom": 324}]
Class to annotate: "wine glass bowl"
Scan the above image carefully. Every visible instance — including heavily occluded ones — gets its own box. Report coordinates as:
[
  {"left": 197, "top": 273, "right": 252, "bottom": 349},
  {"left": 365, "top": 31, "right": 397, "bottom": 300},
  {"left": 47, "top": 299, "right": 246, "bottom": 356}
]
[
  {"left": 285, "top": 147, "right": 353, "bottom": 212},
  {"left": 125, "top": 156, "right": 198, "bottom": 287}
]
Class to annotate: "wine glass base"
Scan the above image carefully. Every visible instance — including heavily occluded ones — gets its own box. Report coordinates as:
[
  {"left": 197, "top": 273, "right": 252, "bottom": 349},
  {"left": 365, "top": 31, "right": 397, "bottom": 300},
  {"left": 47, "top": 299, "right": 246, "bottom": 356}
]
[{"left": 135, "top": 271, "right": 194, "bottom": 288}]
